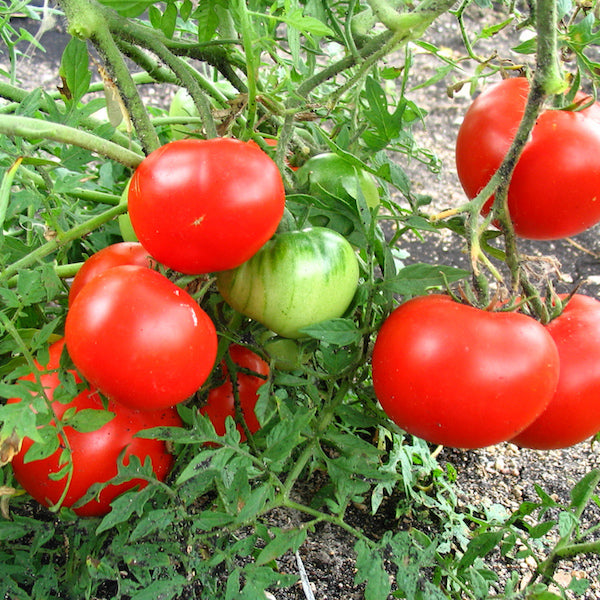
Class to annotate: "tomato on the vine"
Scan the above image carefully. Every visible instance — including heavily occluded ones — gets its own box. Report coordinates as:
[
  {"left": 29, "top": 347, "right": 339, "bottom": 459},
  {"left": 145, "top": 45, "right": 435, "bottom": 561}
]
[
  {"left": 372, "top": 294, "right": 560, "bottom": 449},
  {"left": 65, "top": 265, "right": 217, "bottom": 410},
  {"left": 68, "top": 241, "right": 151, "bottom": 305},
  {"left": 8, "top": 339, "right": 181, "bottom": 517},
  {"left": 512, "top": 294, "right": 600, "bottom": 449},
  {"left": 200, "top": 344, "right": 269, "bottom": 440},
  {"left": 128, "top": 138, "right": 286, "bottom": 274},
  {"left": 456, "top": 76, "right": 600, "bottom": 239},
  {"left": 216, "top": 227, "right": 359, "bottom": 338}
]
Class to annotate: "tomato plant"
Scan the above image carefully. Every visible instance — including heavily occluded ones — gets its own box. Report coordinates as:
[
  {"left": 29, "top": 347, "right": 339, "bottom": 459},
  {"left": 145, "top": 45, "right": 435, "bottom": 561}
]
[
  {"left": 216, "top": 227, "right": 360, "bottom": 338},
  {"left": 68, "top": 241, "right": 151, "bottom": 305},
  {"left": 8, "top": 339, "right": 181, "bottom": 517},
  {"left": 296, "top": 152, "right": 380, "bottom": 209},
  {"left": 128, "top": 138, "right": 286, "bottom": 274},
  {"left": 456, "top": 76, "right": 600, "bottom": 239},
  {"left": 372, "top": 294, "right": 560, "bottom": 448},
  {"left": 200, "top": 344, "right": 269, "bottom": 440},
  {"left": 65, "top": 265, "right": 217, "bottom": 410},
  {"left": 512, "top": 294, "right": 600, "bottom": 449}
]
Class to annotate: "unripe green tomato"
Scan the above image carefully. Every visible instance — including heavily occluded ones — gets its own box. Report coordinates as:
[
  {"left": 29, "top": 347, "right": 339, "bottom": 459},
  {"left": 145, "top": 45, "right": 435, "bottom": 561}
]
[
  {"left": 262, "top": 335, "right": 309, "bottom": 370},
  {"left": 217, "top": 227, "right": 359, "bottom": 339},
  {"left": 168, "top": 88, "right": 200, "bottom": 140},
  {"left": 118, "top": 179, "right": 138, "bottom": 242},
  {"left": 296, "top": 152, "right": 380, "bottom": 209}
]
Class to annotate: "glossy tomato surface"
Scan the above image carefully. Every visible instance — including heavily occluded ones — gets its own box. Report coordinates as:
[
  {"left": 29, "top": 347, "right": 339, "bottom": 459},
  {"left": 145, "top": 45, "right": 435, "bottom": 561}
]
[
  {"left": 200, "top": 344, "right": 269, "bottom": 440},
  {"left": 128, "top": 138, "right": 286, "bottom": 274},
  {"left": 65, "top": 265, "right": 217, "bottom": 410},
  {"left": 456, "top": 77, "right": 600, "bottom": 239},
  {"left": 216, "top": 227, "right": 359, "bottom": 338},
  {"left": 9, "top": 339, "right": 181, "bottom": 517},
  {"left": 372, "top": 294, "right": 560, "bottom": 448},
  {"left": 68, "top": 242, "right": 151, "bottom": 305},
  {"left": 512, "top": 294, "right": 600, "bottom": 449}
]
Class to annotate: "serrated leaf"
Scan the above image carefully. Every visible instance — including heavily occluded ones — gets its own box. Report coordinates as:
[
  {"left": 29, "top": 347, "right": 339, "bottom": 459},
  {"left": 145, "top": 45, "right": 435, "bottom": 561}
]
[
  {"left": 381, "top": 263, "right": 469, "bottom": 297},
  {"left": 458, "top": 531, "right": 504, "bottom": 571},
  {"left": 256, "top": 527, "right": 307, "bottom": 566},
  {"left": 281, "top": 9, "right": 335, "bottom": 38},
  {"left": 300, "top": 318, "right": 361, "bottom": 345}
]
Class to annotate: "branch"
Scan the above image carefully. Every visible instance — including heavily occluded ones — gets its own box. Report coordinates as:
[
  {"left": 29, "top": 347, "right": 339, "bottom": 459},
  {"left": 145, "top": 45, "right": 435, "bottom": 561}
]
[{"left": 0, "top": 115, "right": 144, "bottom": 168}]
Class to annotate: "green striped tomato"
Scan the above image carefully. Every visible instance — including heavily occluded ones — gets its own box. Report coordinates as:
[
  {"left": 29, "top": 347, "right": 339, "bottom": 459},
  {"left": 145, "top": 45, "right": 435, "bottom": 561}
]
[{"left": 217, "top": 227, "right": 359, "bottom": 338}]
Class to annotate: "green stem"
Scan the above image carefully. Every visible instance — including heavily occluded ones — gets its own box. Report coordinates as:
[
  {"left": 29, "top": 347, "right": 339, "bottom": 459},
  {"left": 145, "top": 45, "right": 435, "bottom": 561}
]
[
  {"left": 0, "top": 157, "right": 22, "bottom": 232},
  {"left": 57, "top": 0, "right": 161, "bottom": 154},
  {"left": 235, "top": 0, "right": 259, "bottom": 135},
  {"left": 0, "top": 115, "right": 143, "bottom": 168},
  {"left": 0, "top": 80, "right": 144, "bottom": 154},
  {"left": 0, "top": 203, "right": 126, "bottom": 282}
]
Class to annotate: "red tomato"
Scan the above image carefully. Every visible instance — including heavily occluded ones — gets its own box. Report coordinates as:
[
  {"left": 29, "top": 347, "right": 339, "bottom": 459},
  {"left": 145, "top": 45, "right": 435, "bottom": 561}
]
[
  {"left": 8, "top": 339, "right": 181, "bottom": 517},
  {"left": 372, "top": 294, "right": 560, "bottom": 448},
  {"left": 456, "top": 77, "right": 600, "bottom": 239},
  {"left": 512, "top": 294, "right": 600, "bottom": 449},
  {"left": 128, "top": 138, "right": 286, "bottom": 274},
  {"left": 65, "top": 265, "right": 217, "bottom": 410},
  {"left": 68, "top": 242, "right": 152, "bottom": 306},
  {"left": 200, "top": 344, "right": 269, "bottom": 440}
]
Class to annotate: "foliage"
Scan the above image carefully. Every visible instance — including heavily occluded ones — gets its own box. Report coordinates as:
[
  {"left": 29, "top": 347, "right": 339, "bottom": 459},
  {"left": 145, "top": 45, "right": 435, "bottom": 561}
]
[{"left": 0, "top": 0, "right": 599, "bottom": 599}]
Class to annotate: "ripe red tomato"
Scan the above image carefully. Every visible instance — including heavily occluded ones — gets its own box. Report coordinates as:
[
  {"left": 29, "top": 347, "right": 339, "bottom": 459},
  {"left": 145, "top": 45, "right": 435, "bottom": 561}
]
[
  {"left": 68, "top": 242, "right": 152, "bottom": 305},
  {"left": 456, "top": 77, "right": 600, "bottom": 240},
  {"left": 128, "top": 138, "right": 286, "bottom": 274},
  {"left": 65, "top": 265, "right": 217, "bottom": 410},
  {"left": 8, "top": 339, "right": 181, "bottom": 517},
  {"left": 200, "top": 344, "right": 269, "bottom": 440},
  {"left": 372, "top": 294, "right": 560, "bottom": 448},
  {"left": 512, "top": 294, "right": 600, "bottom": 449}
]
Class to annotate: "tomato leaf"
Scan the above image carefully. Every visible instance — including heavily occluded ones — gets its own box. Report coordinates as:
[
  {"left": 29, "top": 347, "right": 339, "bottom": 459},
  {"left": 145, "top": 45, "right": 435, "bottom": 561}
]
[
  {"left": 300, "top": 318, "right": 361, "bottom": 346},
  {"left": 97, "top": 0, "right": 156, "bottom": 17},
  {"left": 66, "top": 408, "right": 115, "bottom": 433},
  {"left": 255, "top": 527, "right": 307, "bottom": 566},
  {"left": 381, "top": 263, "right": 470, "bottom": 297},
  {"left": 59, "top": 38, "right": 91, "bottom": 104}
]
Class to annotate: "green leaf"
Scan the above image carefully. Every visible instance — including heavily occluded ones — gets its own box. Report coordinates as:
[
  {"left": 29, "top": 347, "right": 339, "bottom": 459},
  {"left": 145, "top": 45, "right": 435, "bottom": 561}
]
[
  {"left": 255, "top": 527, "right": 307, "bottom": 566},
  {"left": 161, "top": 3, "right": 178, "bottom": 39},
  {"left": 381, "top": 263, "right": 470, "bottom": 297},
  {"left": 97, "top": 0, "right": 156, "bottom": 17},
  {"left": 59, "top": 37, "right": 91, "bottom": 103},
  {"left": 280, "top": 9, "right": 335, "bottom": 38},
  {"left": 300, "top": 318, "right": 361, "bottom": 345},
  {"left": 95, "top": 485, "right": 156, "bottom": 534},
  {"left": 458, "top": 531, "right": 504, "bottom": 571},
  {"left": 354, "top": 540, "right": 391, "bottom": 600},
  {"left": 66, "top": 408, "right": 115, "bottom": 433}
]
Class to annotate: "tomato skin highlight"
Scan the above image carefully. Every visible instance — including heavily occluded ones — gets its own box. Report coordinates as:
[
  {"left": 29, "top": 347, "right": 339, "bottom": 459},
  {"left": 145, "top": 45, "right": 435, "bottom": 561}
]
[
  {"left": 128, "top": 138, "right": 286, "bottom": 274},
  {"left": 372, "top": 294, "right": 560, "bottom": 449},
  {"left": 216, "top": 227, "right": 360, "bottom": 339},
  {"left": 200, "top": 344, "right": 269, "bottom": 440},
  {"left": 68, "top": 241, "right": 151, "bottom": 305},
  {"left": 65, "top": 265, "right": 217, "bottom": 411},
  {"left": 8, "top": 339, "right": 181, "bottom": 517},
  {"left": 512, "top": 294, "right": 600, "bottom": 449},
  {"left": 456, "top": 77, "right": 600, "bottom": 240}
]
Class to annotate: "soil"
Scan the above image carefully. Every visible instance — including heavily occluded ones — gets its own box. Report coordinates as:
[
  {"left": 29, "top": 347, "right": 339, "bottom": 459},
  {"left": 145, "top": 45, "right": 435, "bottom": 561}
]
[{"left": 3, "top": 5, "right": 600, "bottom": 599}]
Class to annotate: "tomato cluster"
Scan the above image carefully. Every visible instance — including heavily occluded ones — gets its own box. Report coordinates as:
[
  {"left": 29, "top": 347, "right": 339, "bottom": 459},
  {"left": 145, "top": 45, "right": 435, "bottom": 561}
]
[
  {"left": 10, "top": 137, "right": 364, "bottom": 515},
  {"left": 372, "top": 293, "right": 600, "bottom": 450},
  {"left": 456, "top": 77, "right": 600, "bottom": 240}
]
